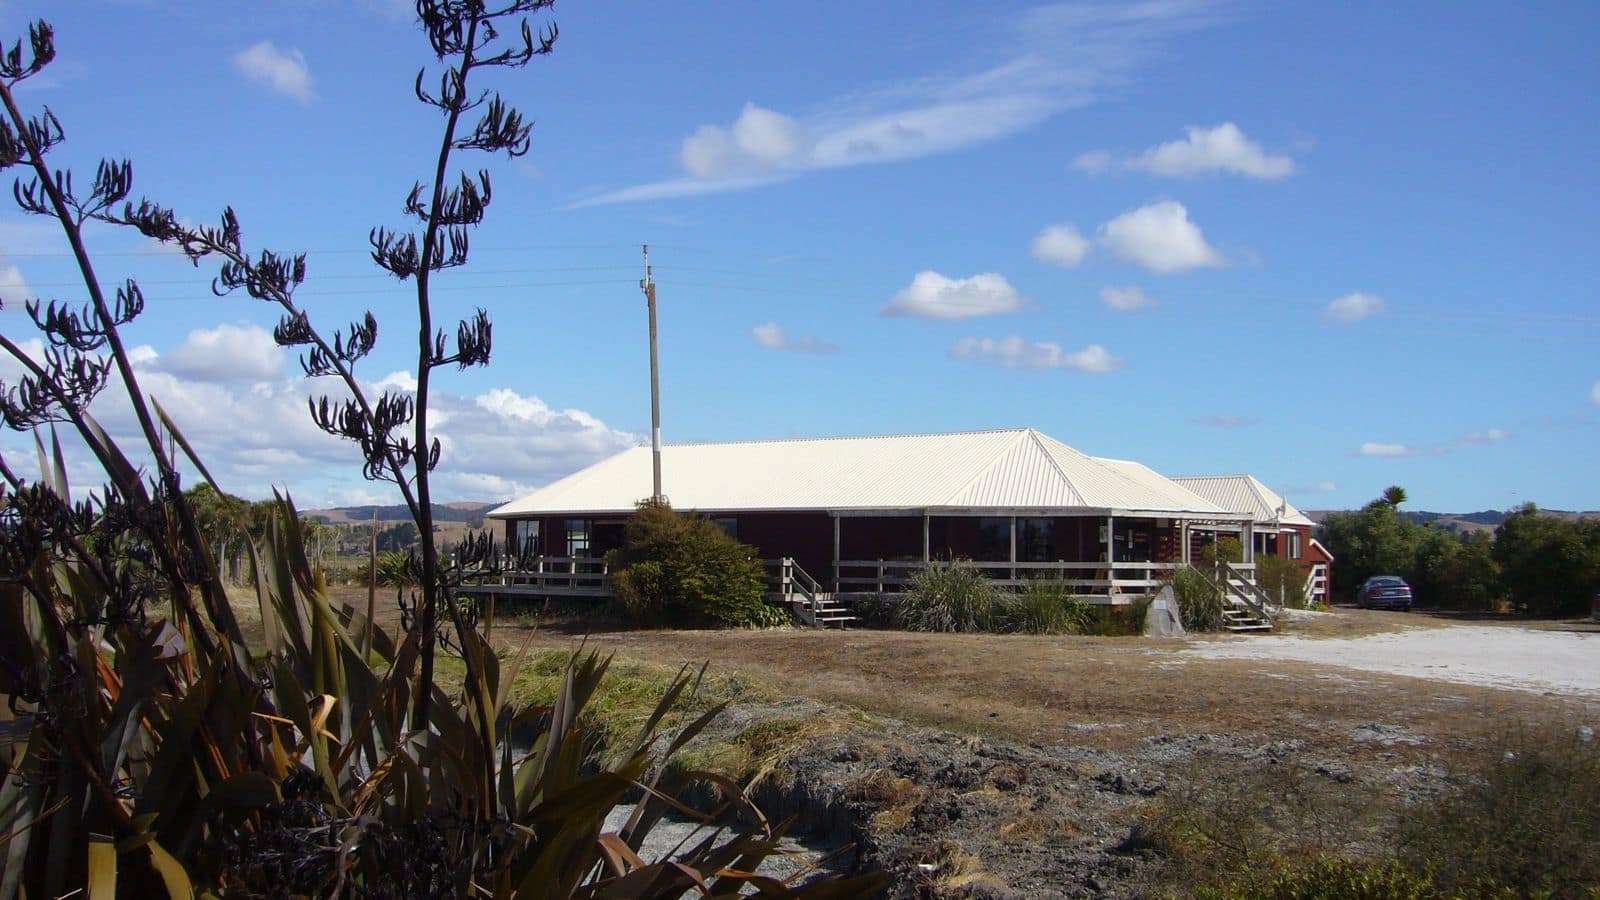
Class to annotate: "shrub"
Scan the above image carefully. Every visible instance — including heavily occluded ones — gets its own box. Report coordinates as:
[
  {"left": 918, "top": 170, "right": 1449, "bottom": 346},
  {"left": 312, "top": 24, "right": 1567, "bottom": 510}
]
[
  {"left": 1197, "top": 856, "right": 1443, "bottom": 900},
  {"left": 998, "top": 578, "right": 1091, "bottom": 634},
  {"left": 1257, "top": 555, "right": 1309, "bottom": 609},
  {"left": 1171, "top": 565, "right": 1225, "bottom": 631},
  {"left": 1397, "top": 721, "right": 1600, "bottom": 898},
  {"left": 895, "top": 559, "right": 1001, "bottom": 632},
  {"left": 354, "top": 549, "right": 417, "bottom": 586},
  {"left": 607, "top": 501, "right": 786, "bottom": 628}
]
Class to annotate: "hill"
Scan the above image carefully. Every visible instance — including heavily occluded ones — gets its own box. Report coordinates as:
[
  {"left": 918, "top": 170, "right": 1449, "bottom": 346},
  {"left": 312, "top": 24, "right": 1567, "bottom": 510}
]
[
  {"left": 1306, "top": 507, "right": 1600, "bottom": 533},
  {"left": 306, "top": 502, "right": 499, "bottom": 525}
]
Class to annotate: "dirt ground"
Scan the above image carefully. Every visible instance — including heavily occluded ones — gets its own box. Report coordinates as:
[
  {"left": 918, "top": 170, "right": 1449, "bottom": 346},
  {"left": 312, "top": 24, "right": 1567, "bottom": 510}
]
[
  {"left": 309, "top": 589, "right": 1595, "bottom": 896},
  {"left": 479, "top": 607, "right": 1596, "bottom": 896}
]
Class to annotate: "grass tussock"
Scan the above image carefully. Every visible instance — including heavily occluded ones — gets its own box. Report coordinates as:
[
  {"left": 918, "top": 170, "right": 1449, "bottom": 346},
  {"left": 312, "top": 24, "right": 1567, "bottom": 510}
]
[
  {"left": 1397, "top": 720, "right": 1600, "bottom": 898},
  {"left": 895, "top": 562, "right": 1095, "bottom": 635},
  {"left": 1146, "top": 723, "right": 1600, "bottom": 899},
  {"left": 845, "top": 768, "right": 928, "bottom": 831}
]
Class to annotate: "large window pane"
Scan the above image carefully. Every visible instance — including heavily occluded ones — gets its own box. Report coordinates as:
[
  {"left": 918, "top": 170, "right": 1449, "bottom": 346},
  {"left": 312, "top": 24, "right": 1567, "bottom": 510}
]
[
  {"left": 1019, "top": 518, "right": 1054, "bottom": 562},
  {"left": 976, "top": 517, "right": 1011, "bottom": 561}
]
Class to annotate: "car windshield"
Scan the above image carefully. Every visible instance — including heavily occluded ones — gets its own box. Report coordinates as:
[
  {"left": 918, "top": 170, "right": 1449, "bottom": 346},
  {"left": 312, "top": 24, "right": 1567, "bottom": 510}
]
[{"left": 1370, "top": 577, "right": 1405, "bottom": 586}]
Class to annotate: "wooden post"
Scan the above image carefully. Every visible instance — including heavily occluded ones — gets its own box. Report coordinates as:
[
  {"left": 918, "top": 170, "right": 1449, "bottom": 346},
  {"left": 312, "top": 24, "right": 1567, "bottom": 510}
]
[
  {"left": 1009, "top": 516, "right": 1017, "bottom": 582},
  {"left": 832, "top": 516, "right": 841, "bottom": 593},
  {"left": 922, "top": 514, "right": 930, "bottom": 562},
  {"left": 1105, "top": 515, "right": 1115, "bottom": 594}
]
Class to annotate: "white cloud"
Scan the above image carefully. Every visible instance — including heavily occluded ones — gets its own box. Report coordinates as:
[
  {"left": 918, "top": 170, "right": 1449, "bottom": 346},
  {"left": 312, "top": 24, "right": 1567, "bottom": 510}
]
[
  {"left": 1078, "top": 123, "right": 1296, "bottom": 179},
  {"left": 575, "top": 3, "right": 1220, "bottom": 205},
  {"left": 1458, "top": 428, "right": 1509, "bottom": 445},
  {"left": 1325, "top": 291, "right": 1386, "bottom": 323},
  {"left": 1591, "top": 381, "right": 1600, "bottom": 405},
  {"left": 0, "top": 259, "right": 34, "bottom": 309},
  {"left": 883, "top": 271, "right": 1025, "bottom": 320},
  {"left": 1030, "top": 225, "right": 1091, "bottom": 267},
  {"left": 1283, "top": 480, "right": 1339, "bottom": 495},
  {"left": 1, "top": 329, "right": 634, "bottom": 507},
  {"left": 950, "top": 336, "right": 1122, "bottom": 373},
  {"left": 0, "top": 336, "right": 45, "bottom": 383},
  {"left": 1071, "top": 149, "right": 1114, "bottom": 174},
  {"left": 152, "top": 322, "right": 285, "bottom": 383},
  {"left": 682, "top": 103, "right": 808, "bottom": 178},
  {"left": 234, "top": 41, "right": 315, "bottom": 103},
  {"left": 1099, "top": 285, "right": 1157, "bottom": 311},
  {"left": 751, "top": 322, "right": 836, "bottom": 354},
  {"left": 1189, "top": 414, "right": 1260, "bottom": 428},
  {"left": 1098, "top": 201, "right": 1224, "bottom": 273},
  {"left": 1353, "top": 442, "right": 1442, "bottom": 458}
]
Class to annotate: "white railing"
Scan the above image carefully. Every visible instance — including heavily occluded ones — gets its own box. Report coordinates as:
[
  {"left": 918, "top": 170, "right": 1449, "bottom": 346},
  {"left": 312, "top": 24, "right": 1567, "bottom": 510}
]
[
  {"left": 467, "top": 555, "right": 612, "bottom": 596},
  {"left": 832, "top": 559, "right": 1180, "bottom": 602},
  {"left": 764, "top": 558, "right": 827, "bottom": 626},
  {"left": 1307, "top": 563, "right": 1329, "bottom": 606}
]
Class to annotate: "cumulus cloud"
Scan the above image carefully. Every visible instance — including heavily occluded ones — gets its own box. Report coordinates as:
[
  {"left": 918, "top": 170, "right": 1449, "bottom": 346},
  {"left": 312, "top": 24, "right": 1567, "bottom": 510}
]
[
  {"left": 0, "top": 336, "right": 45, "bottom": 383},
  {"left": 1099, "top": 285, "right": 1157, "bottom": 311},
  {"left": 681, "top": 104, "right": 807, "bottom": 178},
  {"left": 1352, "top": 442, "right": 1443, "bottom": 458},
  {"left": 1458, "top": 428, "right": 1509, "bottom": 445},
  {"left": 0, "top": 259, "right": 33, "bottom": 308},
  {"left": 1325, "top": 291, "right": 1386, "bottom": 323},
  {"left": 1189, "top": 414, "right": 1260, "bottom": 428},
  {"left": 1030, "top": 225, "right": 1091, "bottom": 267},
  {"left": 883, "top": 271, "right": 1025, "bottom": 320},
  {"left": 575, "top": 3, "right": 1220, "bottom": 205},
  {"left": 1098, "top": 201, "right": 1224, "bottom": 273},
  {"left": 950, "top": 336, "right": 1122, "bottom": 373},
  {"left": 1, "top": 329, "right": 634, "bottom": 506},
  {"left": 152, "top": 322, "right": 286, "bottom": 383},
  {"left": 751, "top": 322, "right": 836, "bottom": 354},
  {"left": 234, "top": 41, "right": 315, "bottom": 103},
  {"left": 1076, "top": 123, "right": 1296, "bottom": 179}
]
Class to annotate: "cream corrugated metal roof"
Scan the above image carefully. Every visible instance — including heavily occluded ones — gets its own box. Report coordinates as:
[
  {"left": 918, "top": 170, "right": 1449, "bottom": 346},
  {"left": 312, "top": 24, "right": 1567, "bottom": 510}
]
[
  {"left": 1169, "top": 474, "right": 1315, "bottom": 527},
  {"left": 489, "top": 428, "right": 1236, "bottom": 519}
]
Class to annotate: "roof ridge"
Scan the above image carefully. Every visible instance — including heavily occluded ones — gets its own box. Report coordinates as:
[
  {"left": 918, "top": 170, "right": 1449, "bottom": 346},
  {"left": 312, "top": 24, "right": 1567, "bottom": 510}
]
[
  {"left": 937, "top": 429, "right": 1036, "bottom": 506},
  {"left": 660, "top": 427, "right": 1030, "bottom": 448},
  {"left": 1025, "top": 429, "right": 1086, "bottom": 504}
]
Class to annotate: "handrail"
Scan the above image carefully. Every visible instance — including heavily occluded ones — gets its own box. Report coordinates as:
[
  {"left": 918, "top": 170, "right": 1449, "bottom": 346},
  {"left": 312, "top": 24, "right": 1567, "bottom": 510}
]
[{"left": 1221, "top": 561, "right": 1277, "bottom": 621}]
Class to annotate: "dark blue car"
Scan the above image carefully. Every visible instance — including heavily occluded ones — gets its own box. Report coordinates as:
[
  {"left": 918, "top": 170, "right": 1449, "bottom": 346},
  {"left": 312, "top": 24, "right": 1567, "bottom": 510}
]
[{"left": 1358, "top": 575, "right": 1413, "bottom": 610}]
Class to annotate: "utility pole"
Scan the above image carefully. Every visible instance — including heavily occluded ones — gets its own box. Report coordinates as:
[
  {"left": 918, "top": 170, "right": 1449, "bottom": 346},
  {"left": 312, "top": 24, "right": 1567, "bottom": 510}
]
[{"left": 641, "top": 245, "right": 664, "bottom": 503}]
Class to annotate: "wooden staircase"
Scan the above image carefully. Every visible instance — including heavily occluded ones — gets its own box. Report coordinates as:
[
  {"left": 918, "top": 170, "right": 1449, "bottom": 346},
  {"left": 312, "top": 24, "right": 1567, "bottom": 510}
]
[
  {"left": 769, "top": 558, "right": 855, "bottom": 629},
  {"left": 1217, "top": 562, "right": 1277, "bottom": 633}
]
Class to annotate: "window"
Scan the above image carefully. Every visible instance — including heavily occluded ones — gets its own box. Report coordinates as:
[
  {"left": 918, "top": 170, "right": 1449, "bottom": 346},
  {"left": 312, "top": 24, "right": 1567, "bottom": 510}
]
[
  {"left": 976, "top": 517, "right": 1011, "bottom": 561},
  {"left": 1018, "top": 518, "right": 1055, "bottom": 562},
  {"left": 512, "top": 519, "right": 541, "bottom": 558},
  {"left": 712, "top": 517, "right": 739, "bottom": 539},
  {"left": 564, "top": 518, "right": 591, "bottom": 558},
  {"left": 1288, "top": 531, "right": 1303, "bottom": 560}
]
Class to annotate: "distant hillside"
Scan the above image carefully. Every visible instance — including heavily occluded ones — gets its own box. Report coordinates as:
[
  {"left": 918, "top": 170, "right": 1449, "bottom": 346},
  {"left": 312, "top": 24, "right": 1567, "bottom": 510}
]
[
  {"left": 306, "top": 502, "right": 498, "bottom": 525},
  {"left": 1306, "top": 507, "right": 1599, "bottom": 533}
]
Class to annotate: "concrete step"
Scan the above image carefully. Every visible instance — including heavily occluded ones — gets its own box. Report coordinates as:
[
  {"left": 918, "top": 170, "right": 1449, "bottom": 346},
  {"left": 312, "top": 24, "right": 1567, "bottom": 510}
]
[{"left": 1224, "top": 622, "right": 1272, "bottom": 633}]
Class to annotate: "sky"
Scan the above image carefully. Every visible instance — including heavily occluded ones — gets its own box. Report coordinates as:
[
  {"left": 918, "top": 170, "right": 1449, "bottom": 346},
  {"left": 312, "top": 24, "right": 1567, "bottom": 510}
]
[{"left": 0, "top": 1, "right": 1597, "bottom": 513}]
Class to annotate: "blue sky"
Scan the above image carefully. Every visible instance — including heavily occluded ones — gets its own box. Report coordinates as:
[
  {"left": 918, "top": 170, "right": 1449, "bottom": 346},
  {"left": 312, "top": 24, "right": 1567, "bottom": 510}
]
[{"left": 1, "top": 1, "right": 1596, "bottom": 512}]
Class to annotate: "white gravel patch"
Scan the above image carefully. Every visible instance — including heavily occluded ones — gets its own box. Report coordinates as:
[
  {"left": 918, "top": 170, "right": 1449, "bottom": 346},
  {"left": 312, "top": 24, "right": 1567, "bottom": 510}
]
[{"left": 1188, "top": 625, "right": 1600, "bottom": 696}]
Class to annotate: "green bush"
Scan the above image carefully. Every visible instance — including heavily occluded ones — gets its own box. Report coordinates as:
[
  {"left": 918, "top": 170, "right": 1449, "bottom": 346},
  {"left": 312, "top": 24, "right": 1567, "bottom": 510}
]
[
  {"left": 1197, "top": 856, "right": 1443, "bottom": 900},
  {"left": 1397, "top": 722, "right": 1600, "bottom": 898},
  {"left": 354, "top": 550, "right": 417, "bottom": 587},
  {"left": 1257, "top": 555, "right": 1309, "bottom": 609},
  {"left": 607, "top": 501, "right": 787, "bottom": 628},
  {"left": 895, "top": 559, "right": 1001, "bottom": 632},
  {"left": 1171, "top": 565, "right": 1225, "bottom": 631},
  {"left": 997, "top": 578, "right": 1091, "bottom": 634}
]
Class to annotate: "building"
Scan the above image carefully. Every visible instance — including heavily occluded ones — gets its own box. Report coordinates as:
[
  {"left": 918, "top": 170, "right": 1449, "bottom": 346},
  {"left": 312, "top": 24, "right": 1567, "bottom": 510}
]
[
  {"left": 1170, "top": 474, "right": 1334, "bottom": 605},
  {"left": 487, "top": 428, "right": 1263, "bottom": 603}
]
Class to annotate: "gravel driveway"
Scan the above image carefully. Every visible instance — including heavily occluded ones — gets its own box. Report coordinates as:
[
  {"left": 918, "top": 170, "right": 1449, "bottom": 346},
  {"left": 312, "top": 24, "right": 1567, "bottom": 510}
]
[{"left": 1187, "top": 622, "right": 1599, "bottom": 696}]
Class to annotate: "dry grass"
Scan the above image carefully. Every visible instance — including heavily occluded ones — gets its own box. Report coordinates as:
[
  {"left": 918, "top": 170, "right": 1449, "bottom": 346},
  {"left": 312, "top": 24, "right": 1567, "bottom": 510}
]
[{"left": 495, "top": 623, "right": 1595, "bottom": 768}]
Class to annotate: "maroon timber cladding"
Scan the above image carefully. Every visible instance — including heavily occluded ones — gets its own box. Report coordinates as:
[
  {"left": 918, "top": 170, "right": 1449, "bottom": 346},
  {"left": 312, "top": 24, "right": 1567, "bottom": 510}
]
[{"left": 723, "top": 512, "right": 834, "bottom": 582}]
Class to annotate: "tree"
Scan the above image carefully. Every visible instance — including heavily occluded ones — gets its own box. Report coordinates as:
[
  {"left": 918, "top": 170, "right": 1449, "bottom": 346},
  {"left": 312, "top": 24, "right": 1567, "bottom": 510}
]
[
  {"left": 1493, "top": 504, "right": 1600, "bottom": 616},
  {"left": 607, "top": 501, "right": 785, "bottom": 628},
  {"left": 0, "top": 14, "right": 878, "bottom": 899},
  {"left": 1382, "top": 485, "right": 1408, "bottom": 508}
]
